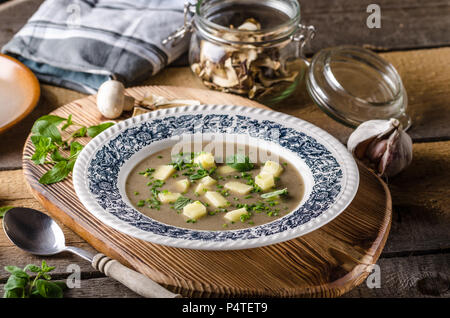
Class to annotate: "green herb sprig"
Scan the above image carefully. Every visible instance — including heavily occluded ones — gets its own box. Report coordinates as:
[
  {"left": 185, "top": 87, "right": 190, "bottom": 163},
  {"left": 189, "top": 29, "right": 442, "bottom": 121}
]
[
  {"left": 260, "top": 188, "right": 288, "bottom": 199},
  {"left": 173, "top": 196, "right": 193, "bottom": 210},
  {"left": 225, "top": 154, "right": 254, "bottom": 172},
  {"left": 3, "top": 261, "right": 67, "bottom": 298},
  {"left": 29, "top": 115, "right": 114, "bottom": 185}
]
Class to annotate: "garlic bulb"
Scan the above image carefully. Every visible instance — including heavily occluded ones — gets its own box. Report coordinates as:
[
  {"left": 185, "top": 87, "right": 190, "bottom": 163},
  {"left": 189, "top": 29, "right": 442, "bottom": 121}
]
[{"left": 347, "top": 118, "right": 413, "bottom": 177}]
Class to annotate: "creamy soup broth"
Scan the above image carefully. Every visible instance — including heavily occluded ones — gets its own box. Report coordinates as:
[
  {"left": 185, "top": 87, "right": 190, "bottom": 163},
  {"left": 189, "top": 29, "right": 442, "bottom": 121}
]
[{"left": 125, "top": 143, "right": 304, "bottom": 231}]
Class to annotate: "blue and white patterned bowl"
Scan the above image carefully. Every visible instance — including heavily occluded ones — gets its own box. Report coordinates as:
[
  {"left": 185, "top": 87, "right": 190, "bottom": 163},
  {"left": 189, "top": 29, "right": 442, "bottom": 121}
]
[{"left": 73, "top": 105, "right": 359, "bottom": 250}]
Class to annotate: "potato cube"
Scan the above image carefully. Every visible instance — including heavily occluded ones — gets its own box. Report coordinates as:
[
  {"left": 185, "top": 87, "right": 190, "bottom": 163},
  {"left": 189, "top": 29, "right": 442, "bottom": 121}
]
[
  {"left": 200, "top": 175, "right": 217, "bottom": 187},
  {"left": 195, "top": 183, "right": 210, "bottom": 195},
  {"left": 224, "top": 181, "right": 253, "bottom": 195},
  {"left": 158, "top": 192, "right": 182, "bottom": 204},
  {"left": 175, "top": 179, "right": 190, "bottom": 193},
  {"left": 216, "top": 165, "right": 237, "bottom": 174},
  {"left": 224, "top": 208, "right": 249, "bottom": 222},
  {"left": 183, "top": 201, "right": 207, "bottom": 220},
  {"left": 255, "top": 173, "right": 275, "bottom": 191},
  {"left": 194, "top": 176, "right": 217, "bottom": 194},
  {"left": 153, "top": 165, "right": 175, "bottom": 181},
  {"left": 194, "top": 152, "right": 216, "bottom": 170},
  {"left": 261, "top": 160, "right": 283, "bottom": 177},
  {"left": 204, "top": 191, "right": 228, "bottom": 208}
]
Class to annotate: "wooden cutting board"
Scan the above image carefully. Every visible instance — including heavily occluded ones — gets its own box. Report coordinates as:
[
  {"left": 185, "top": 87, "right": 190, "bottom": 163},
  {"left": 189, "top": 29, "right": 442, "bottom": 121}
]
[{"left": 22, "top": 85, "right": 392, "bottom": 297}]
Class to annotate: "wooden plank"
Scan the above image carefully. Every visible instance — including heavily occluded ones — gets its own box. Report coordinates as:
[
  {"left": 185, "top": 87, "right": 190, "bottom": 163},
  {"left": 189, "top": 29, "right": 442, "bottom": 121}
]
[
  {"left": 1, "top": 0, "right": 449, "bottom": 53},
  {"left": 344, "top": 253, "right": 450, "bottom": 298},
  {"left": 300, "top": 0, "right": 450, "bottom": 53},
  {"left": 63, "top": 277, "right": 142, "bottom": 298},
  {"left": 0, "top": 277, "right": 142, "bottom": 298},
  {"left": 0, "top": 0, "right": 43, "bottom": 47},
  {"left": 2, "top": 253, "right": 448, "bottom": 298},
  {"left": 382, "top": 140, "right": 450, "bottom": 254},
  {"left": 0, "top": 243, "right": 98, "bottom": 278}
]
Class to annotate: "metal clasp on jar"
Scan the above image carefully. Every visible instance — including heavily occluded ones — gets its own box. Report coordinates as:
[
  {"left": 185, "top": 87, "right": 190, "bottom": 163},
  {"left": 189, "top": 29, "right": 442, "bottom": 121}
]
[
  {"left": 162, "top": 1, "right": 196, "bottom": 46},
  {"left": 291, "top": 24, "right": 316, "bottom": 63}
]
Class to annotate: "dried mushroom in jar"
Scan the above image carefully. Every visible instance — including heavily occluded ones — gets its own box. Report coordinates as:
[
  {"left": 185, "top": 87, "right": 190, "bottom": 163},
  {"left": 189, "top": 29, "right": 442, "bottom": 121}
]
[{"left": 191, "top": 18, "right": 300, "bottom": 100}]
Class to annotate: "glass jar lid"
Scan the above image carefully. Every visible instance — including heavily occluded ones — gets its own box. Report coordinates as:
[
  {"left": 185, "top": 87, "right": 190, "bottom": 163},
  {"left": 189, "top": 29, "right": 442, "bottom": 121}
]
[{"left": 306, "top": 46, "right": 411, "bottom": 130}]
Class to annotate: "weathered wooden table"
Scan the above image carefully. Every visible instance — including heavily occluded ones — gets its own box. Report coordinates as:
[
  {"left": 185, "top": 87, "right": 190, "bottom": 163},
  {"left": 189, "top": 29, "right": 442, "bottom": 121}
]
[{"left": 0, "top": 0, "right": 449, "bottom": 298}]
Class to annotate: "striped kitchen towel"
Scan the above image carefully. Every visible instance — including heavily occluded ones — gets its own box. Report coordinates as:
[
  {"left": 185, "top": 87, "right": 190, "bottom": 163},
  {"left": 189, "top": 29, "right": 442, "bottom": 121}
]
[{"left": 2, "top": 0, "right": 189, "bottom": 94}]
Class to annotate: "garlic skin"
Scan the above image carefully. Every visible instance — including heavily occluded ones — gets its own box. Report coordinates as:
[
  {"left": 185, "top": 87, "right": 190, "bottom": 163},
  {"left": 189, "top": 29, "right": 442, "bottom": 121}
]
[
  {"left": 347, "top": 118, "right": 413, "bottom": 177},
  {"left": 97, "top": 80, "right": 135, "bottom": 119}
]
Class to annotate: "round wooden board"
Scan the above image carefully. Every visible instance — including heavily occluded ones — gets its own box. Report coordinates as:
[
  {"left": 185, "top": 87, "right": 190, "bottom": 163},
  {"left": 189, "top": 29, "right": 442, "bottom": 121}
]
[{"left": 22, "top": 85, "right": 392, "bottom": 297}]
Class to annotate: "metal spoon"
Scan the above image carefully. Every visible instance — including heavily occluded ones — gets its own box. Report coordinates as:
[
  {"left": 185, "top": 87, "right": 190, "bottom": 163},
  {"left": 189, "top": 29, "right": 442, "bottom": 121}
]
[{"left": 2, "top": 207, "right": 181, "bottom": 298}]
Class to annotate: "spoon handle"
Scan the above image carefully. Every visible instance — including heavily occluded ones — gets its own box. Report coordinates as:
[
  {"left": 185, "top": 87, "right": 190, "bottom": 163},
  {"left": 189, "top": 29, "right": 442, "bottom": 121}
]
[{"left": 92, "top": 253, "right": 181, "bottom": 298}]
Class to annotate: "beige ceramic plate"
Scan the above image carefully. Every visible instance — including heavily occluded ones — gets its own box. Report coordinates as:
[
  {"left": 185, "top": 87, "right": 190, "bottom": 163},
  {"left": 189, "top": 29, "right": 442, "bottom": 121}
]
[{"left": 0, "top": 54, "right": 40, "bottom": 134}]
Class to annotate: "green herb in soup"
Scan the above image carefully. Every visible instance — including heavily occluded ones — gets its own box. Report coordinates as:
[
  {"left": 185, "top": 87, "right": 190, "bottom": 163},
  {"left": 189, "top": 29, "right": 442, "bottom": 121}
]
[{"left": 125, "top": 144, "right": 304, "bottom": 231}]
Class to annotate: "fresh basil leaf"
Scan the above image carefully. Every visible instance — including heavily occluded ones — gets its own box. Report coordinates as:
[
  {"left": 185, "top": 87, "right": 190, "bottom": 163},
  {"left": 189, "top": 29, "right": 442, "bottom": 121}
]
[
  {"left": 31, "top": 288, "right": 42, "bottom": 297},
  {"left": 3, "top": 274, "right": 28, "bottom": 291},
  {"left": 31, "top": 135, "right": 55, "bottom": 165},
  {"left": 50, "top": 149, "right": 67, "bottom": 162},
  {"left": 4, "top": 266, "right": 22, "bottom": 274},
  {"left": 41, "top": 260, "right": 55, "bottom": 272},
  {"left": 38, "top": 159, "right": 75, "bottom": 185},
  {"left": 0, "top": 206, "right": 13, "bottom": 218},
  {"left": 71, "top": 126, "right": 87, "bottom": 138},
  {"left": 24, "top": 264, "right": 41, "bottom": 273},
  {"left": 173, "top": 196, "right": 192, "bottom": 210},
  {"left": 42, "top": 273, "right": 52, "bottom": 281},
  {"left": 3, "top": 288, "right": 24, "bottom": 298},
  {"left": 226, "top": 154, "right": 254, "bottom": 172},
  {"left": 87, "top": 122, "right": 115, "bottom": 138},
  {"left": 260, "top": 188, "right": 288, "bottom": 199},
  {"left": 31, "top": 115, "right": 66, "bottom": 144},
  {"left": 4, "top": 266, "right": 29, "bottom": 279},
  {"left": 189, "top": 169, "right": 209, "bottom": 181},
  {"left": 69, "top": 141, "right": 84, "bottom": 158},
  {"left": 35, "top": 279, "right": 63, "bottom": 298},
  {"left": 53, "top": 281, "right": 68, "bottom": 291},
  {"left": 61, "top": 114, "right": 73, "bottom": 131}
]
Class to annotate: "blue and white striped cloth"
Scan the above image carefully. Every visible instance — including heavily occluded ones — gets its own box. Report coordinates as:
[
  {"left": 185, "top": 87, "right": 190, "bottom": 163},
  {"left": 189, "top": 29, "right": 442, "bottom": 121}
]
[{"left": 2, "top": 0, "right": 189, "bottom": 93}]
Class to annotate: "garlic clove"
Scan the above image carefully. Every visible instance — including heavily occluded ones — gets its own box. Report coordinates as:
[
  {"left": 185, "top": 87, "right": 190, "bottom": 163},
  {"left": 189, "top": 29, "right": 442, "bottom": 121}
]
[
  {"left": 366, "top": 138, "right": 388, "bottom": 162},
  {"left": 378, "top": 129, "right": 413, "bottom": 177},
  {"left": 347, "top": 118, "right": 413, "bottom": 178},
  {"left": 347, "top": 119, "right": 397, "bottom": 159}
]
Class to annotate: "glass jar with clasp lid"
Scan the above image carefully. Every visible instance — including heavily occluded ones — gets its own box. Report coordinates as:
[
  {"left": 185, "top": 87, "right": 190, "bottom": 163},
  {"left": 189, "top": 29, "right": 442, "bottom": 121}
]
[
  {"left": 163, "top": 0, "right": 411, "bottom": 129},
  {"left": 163, "top": 0, "right": 315, "bottom": 105}
]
